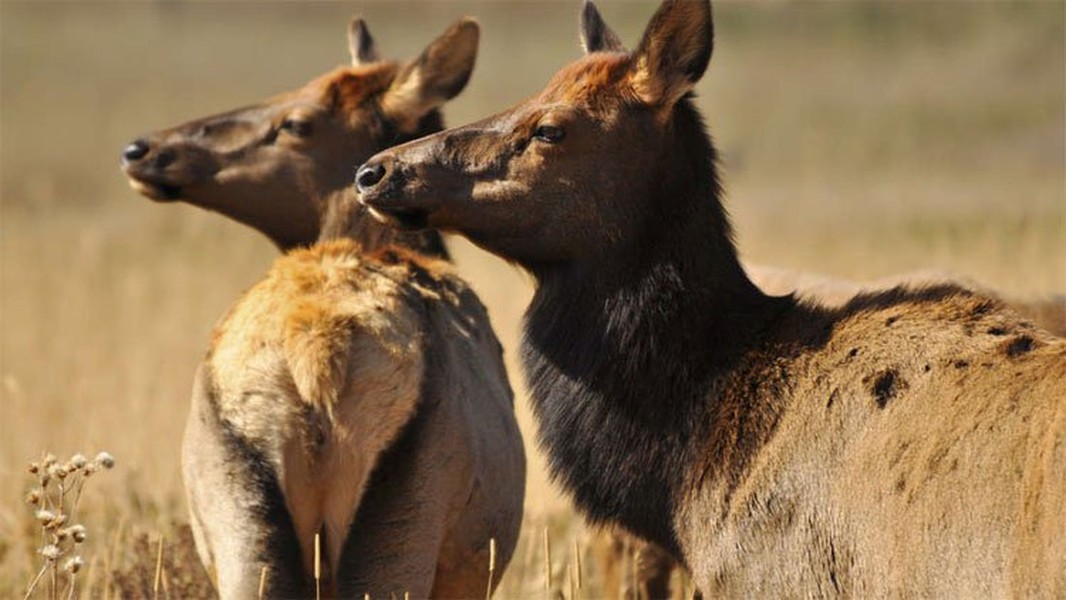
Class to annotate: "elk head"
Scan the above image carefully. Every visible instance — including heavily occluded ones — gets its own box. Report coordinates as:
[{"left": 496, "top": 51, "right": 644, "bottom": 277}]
[
  {"left": 121, "top": 17, "right": 479, "bottom": 251},
  {"left": 356, "top": 0, "right": 718, "bottom": 269}
]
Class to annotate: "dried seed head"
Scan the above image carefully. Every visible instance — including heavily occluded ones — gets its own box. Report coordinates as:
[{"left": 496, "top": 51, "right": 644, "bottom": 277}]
[
  {"left": 82, "top": 464, "right": 96, "bottom": 477},
  {"left": 28, "top": 462, "right": 40, "bottom": 474},
  {"left": 39, "top": 545, "right": 60, "bottom": 560},
  {"left": 46, "top": 514, "right": 68, "bottom": 530},
  {"left": 35, "top": 509, "right": 57, "bottom": 523},
  {"left": 47, "top": 464, "right": 62, "bottom": 478},
  {"left": 69, "top": 454, "right": 88, "bottom": 469},
  {"left": 25, "top": 489, "right": 41, "bottom": 506},
  {"left": 55, "top": 466, "right": 69, "bottom": 479},
  {"left": 68, "top": 525, "right": 87, "bottom": 544},
  {"left": 43, "top": 454, "right": 58, "bottom": 468},
  {"left": 64, "top": 556, "right": 84, "bottom": 574},
  {"left": 56, "top": 528, "right": 70, "bottom": 541},
  {"left": 94, "top": 452, "right": 115, "bottom": 470}
]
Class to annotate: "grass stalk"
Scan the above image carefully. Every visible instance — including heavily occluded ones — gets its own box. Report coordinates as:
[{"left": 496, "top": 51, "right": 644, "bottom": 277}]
[
  {"left": 573, "top": 538, "right": 582, "bottom": 591},
  {"left": 152, "top": 536, "right": 163, "bottom": 599},
  {"left": 485, "top": 537, "right": 496, "bottom": 600},
  {"left": 23, "top": 565, "right": 48, "bottom": 600},
  {"left": 314, "top": 533, "right": 321, "bottom": 600},
  {"left": 543, "top": 527, "right": 552, "bottom": 599}
]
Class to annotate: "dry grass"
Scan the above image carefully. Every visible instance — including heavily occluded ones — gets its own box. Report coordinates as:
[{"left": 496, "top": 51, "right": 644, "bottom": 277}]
[{"left": 1, "top": 2, "right": 1062, "bottom": 597}]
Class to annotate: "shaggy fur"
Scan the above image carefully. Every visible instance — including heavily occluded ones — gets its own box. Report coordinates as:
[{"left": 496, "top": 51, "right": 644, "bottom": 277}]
[
  {"left": 185, "top": 240, "right": 524, "bottom": 598},
  {"left": 356, "top": 0, "right": 1066, "bottom": 595}
]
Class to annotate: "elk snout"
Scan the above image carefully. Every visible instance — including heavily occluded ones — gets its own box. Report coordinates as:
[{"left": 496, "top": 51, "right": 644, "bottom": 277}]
[
  {"left": 355, "top": 159, "right": 389, "bottom": 193},
  {"left": 356, "top": 156, "right": 432, "bottom": 230},
  {"left": 121, "top": 139, "right": 150, "bottom": 164},
  {"left": 120, "top": 138, "right": 178, "bottom": 170},
  {"left": 121, "top": 135, "right": 218, "bottom": 203},
  {"left": 355, "top": 155, "right": 401, "bottom": 201}
]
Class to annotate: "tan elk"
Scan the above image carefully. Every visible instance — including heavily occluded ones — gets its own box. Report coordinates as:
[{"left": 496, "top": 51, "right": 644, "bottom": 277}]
[
  {"left": 132, "top": 18, "right": 525, "bottom": 598},
  {"left": 355, "top": 0, "right": 1066, "bottom": 595},
  {"left": 188, "top": 239, "right": 524, "bottom": 598}
]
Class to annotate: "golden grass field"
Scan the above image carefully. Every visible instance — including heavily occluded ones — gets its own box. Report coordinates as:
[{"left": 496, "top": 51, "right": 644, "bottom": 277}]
[{"left": 1, "top": 1, "right": 1063, "bottom": 597}]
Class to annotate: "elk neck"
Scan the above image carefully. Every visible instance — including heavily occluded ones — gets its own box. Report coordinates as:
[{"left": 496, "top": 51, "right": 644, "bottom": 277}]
[
  {"left": 521, "top": 97, "right": 794, "bottom": 560},
  {"left": 321, "top": 186, "right": 450, "bottom": 260},
  {"left": 320, "top": 110, "right": 450, "bottom": 260}
]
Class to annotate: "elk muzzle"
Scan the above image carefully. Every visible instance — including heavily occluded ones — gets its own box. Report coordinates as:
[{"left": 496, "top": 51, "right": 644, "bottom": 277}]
[
  {"left": 355, "top": 155, "right": 432, "bottom": 230},
  {"left": 120, "top": 135, "right": 219, "bottom": 202}
]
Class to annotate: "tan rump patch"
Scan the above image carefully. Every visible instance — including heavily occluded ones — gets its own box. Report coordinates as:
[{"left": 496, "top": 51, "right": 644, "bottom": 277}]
[
  {"left": 206, "top": 238, "right": 455, "bottom": 578},
  {"left": 212, "top": 238, "right": 435, "bottom": 415}
]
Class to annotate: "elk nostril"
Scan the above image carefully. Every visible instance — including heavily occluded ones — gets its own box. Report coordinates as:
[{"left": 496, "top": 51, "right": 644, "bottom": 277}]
[
  {"left": 122, "top": 139, "right": 150, "bottom": 163},
  {"left": 154, "top": 149, "right": 176, "bottom": 169},
  {"left": 356, "top": 162, "right": 386, "bottom": 191}
]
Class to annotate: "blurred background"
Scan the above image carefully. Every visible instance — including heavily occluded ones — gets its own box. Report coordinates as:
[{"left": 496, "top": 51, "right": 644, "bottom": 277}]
[{"left": 2, "top": 1, "right": 1063, "bottom": 595}]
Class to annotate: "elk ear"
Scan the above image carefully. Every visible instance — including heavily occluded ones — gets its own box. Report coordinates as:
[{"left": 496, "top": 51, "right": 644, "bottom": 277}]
[
  {"left": 381, "top": 18, "right": 479, "bottom": 129},
  {"left": 348, "top": 18, "right": 380, "bottom": 66},
  {"left": 580, "top": 0, "right": 625, "bottom": 54},
  {"left": 629, "top": 0, "right": 713, "bottom": 108}
]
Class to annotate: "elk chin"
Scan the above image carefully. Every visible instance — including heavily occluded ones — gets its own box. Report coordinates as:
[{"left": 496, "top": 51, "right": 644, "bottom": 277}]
[
  {"left": 365, "top": 205, "right": 431, "bottom": 231},
  {"left": 359, "top": 186, "right": 435, "bottom": 231},
  {"left": 125, "top": 175, "right": 184, "bottom": 202}
]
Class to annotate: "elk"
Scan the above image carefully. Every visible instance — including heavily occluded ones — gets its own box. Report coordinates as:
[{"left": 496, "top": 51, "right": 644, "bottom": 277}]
[
  {"left": 355, "top": 0, "right": 1066, "bottom": 595},
  {"left": 120, "top": 15, "right": 472, "bottom": 256},
  {"left": 188, "top": 239, "right": 524, "bottom": 598},
  {"left": 129, "top": 18, "right": 526, "bottom": 597}
]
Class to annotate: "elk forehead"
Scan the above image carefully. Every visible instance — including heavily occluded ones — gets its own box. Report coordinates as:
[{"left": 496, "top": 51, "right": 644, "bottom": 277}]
[
  {"left": 297, "top": 62, "right": 401, "bottom": 123},
  {"left": 538, "top": 53, "right": 635, "bottom": 108}
]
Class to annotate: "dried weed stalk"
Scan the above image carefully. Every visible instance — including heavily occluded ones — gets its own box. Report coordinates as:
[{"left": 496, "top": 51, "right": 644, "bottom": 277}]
[{"left": 23, "top": 451, "right": 114, "bottom": 600}]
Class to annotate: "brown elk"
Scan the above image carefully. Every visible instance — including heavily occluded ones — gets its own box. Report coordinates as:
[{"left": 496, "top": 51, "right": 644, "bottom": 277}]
[
  {"left": 120, "top": 15, "right": 473, "bottom": 256},
  {"left": 189, "top": 239, "right": 524, "bottom": 598},
  {"left": 131, "top": 18, "right": 526, "bottom": 598},
  {"left": 355, "top": 0, "right": 1066, "bottom": 595}
]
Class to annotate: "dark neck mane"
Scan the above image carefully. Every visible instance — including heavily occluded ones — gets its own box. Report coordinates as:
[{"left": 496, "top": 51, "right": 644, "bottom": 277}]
[{"left": 521, "top": 97, "right": 792, "bottom": 558}]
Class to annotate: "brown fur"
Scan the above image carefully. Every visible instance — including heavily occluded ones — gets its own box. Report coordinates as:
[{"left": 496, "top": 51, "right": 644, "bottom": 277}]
[
  {"left": 356, "top": 1, "right": 1066, "bottom": 595},
  {"left": 185, "top": 239, "right": 524, "bottom": 598},
  {"left": 598, "top": 269, "right": 1065, "bottom": 598},
  {"left": 601, "top": 266, "right": 1064, "bottom": 599},
  {"left": 677, "top": 287, "right": 1066, "bottom": 596}
]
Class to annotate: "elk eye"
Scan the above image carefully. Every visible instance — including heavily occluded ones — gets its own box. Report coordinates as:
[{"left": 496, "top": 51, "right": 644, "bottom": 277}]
[
  {"left": 280, "top": 118, "right": 312, "bottom": 137},
  {"left": 533, "top": 125, "right": 565, "bottom": 144}
]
